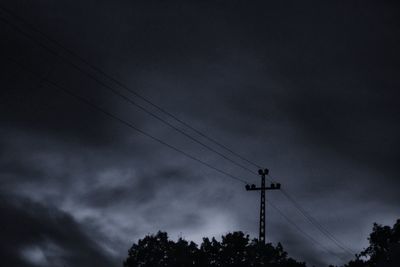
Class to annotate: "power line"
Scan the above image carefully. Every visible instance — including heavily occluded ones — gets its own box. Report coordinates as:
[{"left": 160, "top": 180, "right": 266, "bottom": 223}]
[
  {"left": 6, "top": 51, "right": 340, "bottom": 259},
  {"left": 0, "top": 12, "right": 259, "bottom": 177},
  {"left": 1, "top": 6, "right": 356, "bottom": 257},
  {"left": 266, "top": 173, "right": 355, "bottom": 256},
  {"left": 280, "top": 189, "right": 355, "bottom": 256},
  {"left": 0, "top": 4, "right": 263, "bottom": 170},
  {"left": 8, "top": 48, "right": 352, "bottom": 261},
  {"left": 7, "top": 28, "right": 348, "bottom": 261},
  {"left": 267, "top": 200, "right": 345, "bottom": 260},
  {"left": 247, "top": 171, "right": 346, "bottom": 260},
  {"left": 5, "top": 55, "right": 250, "bottom": 185}
]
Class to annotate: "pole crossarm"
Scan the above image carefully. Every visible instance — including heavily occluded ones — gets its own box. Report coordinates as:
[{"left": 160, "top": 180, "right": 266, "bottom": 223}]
[{"left": 245, "top": 184, "right": 281, "bottom": 191}]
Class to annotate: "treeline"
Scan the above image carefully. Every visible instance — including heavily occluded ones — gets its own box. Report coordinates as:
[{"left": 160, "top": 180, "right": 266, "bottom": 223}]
[
  {"left": 124, "top": 219, "right": 400, "bottom": 267},
  {"left": 124, "top": 231, "right": 305, "bottom": 267}
]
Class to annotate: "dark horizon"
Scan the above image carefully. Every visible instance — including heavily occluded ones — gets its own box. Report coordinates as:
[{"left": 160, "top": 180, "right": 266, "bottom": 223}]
[{"left": 1, "top": 1, "right": 399, "bottom": 267}]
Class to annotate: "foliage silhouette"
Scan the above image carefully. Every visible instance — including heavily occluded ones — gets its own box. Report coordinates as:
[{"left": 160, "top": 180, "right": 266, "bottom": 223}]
[
  {"left": 124, "top": 231, "right": 306, "bottom": 267},
  {"left": 124, "top": 219, "right": 400, "bottom": 267},
  {"left": 343, "top": 219, "right": 400, "bottom": 267}
]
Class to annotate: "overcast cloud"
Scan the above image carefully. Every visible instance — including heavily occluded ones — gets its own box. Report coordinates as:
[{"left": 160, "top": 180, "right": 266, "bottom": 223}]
[{"left": 1, "top": 1, "right": 399, "bottom": 266}]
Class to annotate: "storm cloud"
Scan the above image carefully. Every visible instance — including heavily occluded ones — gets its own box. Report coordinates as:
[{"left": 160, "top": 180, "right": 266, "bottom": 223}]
[{"left": 0, "top": 1, "right": 399, "bottom": 266}]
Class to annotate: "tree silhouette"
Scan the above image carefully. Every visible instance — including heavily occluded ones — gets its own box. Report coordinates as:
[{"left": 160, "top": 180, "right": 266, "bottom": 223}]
[
  {"left": 124, "top": 231, "right": 306, "bottom": 267},
  {"left": 343, "top": 219, "right": 400, "bottom": 267},
  {"left": 124, "top": 219, "right": 400, "bottom": 267},
  {"left": 123, "top": 231, "right": 199, "bottom": 267}
]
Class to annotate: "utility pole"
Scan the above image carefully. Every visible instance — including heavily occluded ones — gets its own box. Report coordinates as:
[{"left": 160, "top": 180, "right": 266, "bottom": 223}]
[{"left": 245, "top": 168, "right": 281, "bottom": 244}]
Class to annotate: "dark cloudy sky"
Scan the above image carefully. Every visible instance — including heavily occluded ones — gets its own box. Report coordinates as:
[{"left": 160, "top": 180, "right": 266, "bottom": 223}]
[{"left": 1, "top": 1, "right": 399, "bottom": 266}]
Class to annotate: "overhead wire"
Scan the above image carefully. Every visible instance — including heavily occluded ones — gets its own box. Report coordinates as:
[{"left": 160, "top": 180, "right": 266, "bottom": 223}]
[
  {"left": 280, "top": 189, "right": 355, "bottom": 256},
  {"left": 0, "top": 12, "right": 259, "bottom": 178},
  {"left": 5, "top": 55, "right": 250, "bottom": 185},
  {"left": 265, "top": 172, "right": 355, "bottom": 257},
  {"left": 0, "top": 3, "right": 263, "bottom": 171},
  {"left": 0, "top": 5, "right": 355, "bottom": 257},
  {"left": 264, "top": 173, "right": 354, "bottom": 258},
  {"left": 267, "top": 200, "right": 345, "bottom": 260},
  {"left": 8, "top": 48, "right": 352, "bottom": 259}
]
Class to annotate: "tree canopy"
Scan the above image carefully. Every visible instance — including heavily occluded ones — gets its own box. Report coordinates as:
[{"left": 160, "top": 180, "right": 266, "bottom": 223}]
[
  {"left": 124, "top": 231, "right": 306, "bottom": 267},
  {"left": 124, "top": 219, "right": 400, "bottom": 267},
  {"left": 343, "top": 219, "right": 400, "bottom": 267}
]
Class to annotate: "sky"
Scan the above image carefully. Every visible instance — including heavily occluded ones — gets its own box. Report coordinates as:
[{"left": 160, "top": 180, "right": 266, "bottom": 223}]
[{"left": 1, "top": 1, "right": 399, "bottom": 266}]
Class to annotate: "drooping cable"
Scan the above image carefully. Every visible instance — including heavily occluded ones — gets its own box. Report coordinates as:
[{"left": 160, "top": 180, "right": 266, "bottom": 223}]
[{"left": 5, "top": 55, "right": 250, "bottom": 185}]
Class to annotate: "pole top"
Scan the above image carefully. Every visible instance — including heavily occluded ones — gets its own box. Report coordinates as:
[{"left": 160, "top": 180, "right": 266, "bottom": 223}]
[{"left": 258, "top": 168, "right": 269, "bottom": 175}]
